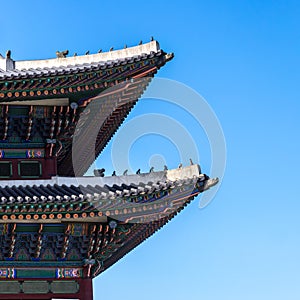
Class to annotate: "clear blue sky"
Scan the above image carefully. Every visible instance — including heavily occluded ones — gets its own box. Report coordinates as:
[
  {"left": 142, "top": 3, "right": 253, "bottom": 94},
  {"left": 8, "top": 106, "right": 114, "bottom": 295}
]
[{"left": 1, "top": 1, "right": 300, "bottom": 299}]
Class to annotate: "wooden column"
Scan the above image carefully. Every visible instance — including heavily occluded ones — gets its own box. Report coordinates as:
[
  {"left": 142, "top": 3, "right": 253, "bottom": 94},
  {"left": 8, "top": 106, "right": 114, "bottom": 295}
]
[{"left": 79, "top": 278, "right": 93, "bottom": 300}]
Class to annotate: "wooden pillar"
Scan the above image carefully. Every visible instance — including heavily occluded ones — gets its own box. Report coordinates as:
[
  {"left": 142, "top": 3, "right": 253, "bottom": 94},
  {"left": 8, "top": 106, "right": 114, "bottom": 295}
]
[{"left": 79, "top": 278, "right": 93, "bottom": 300}]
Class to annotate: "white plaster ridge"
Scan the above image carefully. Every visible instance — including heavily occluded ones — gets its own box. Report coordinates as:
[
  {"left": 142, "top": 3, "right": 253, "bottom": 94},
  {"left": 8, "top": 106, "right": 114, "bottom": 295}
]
[
  {"left": 14, "top": 41, "right": 160, "bottom": 71},
  {"left": 0, "top": 55, "right": 6, "bottom": 71},
  {"left": 0, "top": 165, "right": 201, "bottom": 188},
  {"left": 0, "top": 56, "right": 15, "bottom": 72}
]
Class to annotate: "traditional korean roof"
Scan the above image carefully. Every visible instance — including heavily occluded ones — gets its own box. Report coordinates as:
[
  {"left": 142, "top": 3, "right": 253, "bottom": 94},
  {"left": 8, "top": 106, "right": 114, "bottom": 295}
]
[
  {"left": 0, "top": 41, "right": 173, "bottom": 177},
  {"left": 0, "top": 41, "right": 172, "bottom": 101},
  {"left": 0, "top": 165, "right": 218, "bottom": 278},
  {"left": 0, "top": 41, "right": 219, "bottom": 287},
  {"left": 0, "top": 165, "right": 216, "bottom": 221}
]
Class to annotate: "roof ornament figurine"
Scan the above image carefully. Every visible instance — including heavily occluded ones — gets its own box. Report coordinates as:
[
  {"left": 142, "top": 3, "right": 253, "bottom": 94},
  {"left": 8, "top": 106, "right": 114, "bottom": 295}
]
[
  {"left": 139, "top": 40, "right": 143, "bottom": 45},
  {"left": 55, "top": 49, "right": 69, "bottom": 58},
  {"left": 136, "top": 169, "right": 141, "bottom": 174},
  {"left": 151, "top": 36, "right": 154, "bottom": 41},
  {"left": 112, "top": 170, "right": 116, "bottom": 176},
  {"left": 73, "top": 52, "right": 77, "bottom": 56},
  {"left": 6, "top": 50, "right": 11, "bottom": 59},
  {"left": 85, "top": 50, "right": 90, "bottom": 55},
  {"left": 164, "top": 165, "right": 168, "bottom": 171},
  {"left": 109, "top": 47, "right": 114, "bottom": 51},
  {"left": 124, "top": 44, "right": 127, "bottom": 49},
  {"left": 190, "top": 158, "right": 194, "bottom": 165},
  {"left": 98, "top": 49, "right": 102, "bottom": 53},
  {"left": 178, "top": 163, "right": 183, "bottom": 168},
  {"left": 149, "top": 166, "right": 154, "bottom": 173},
  {"left": 93, "top": 168, "right": 105, "bottom": 177},
  {"left": 123, "top": 169, "right": 128, "bottom": 175}
]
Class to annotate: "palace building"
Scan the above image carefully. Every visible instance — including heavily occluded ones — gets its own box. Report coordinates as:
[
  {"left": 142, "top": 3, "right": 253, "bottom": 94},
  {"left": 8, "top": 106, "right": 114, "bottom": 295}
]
[{"left": 0, "top": 40, "right": 217, "bottom": 299}]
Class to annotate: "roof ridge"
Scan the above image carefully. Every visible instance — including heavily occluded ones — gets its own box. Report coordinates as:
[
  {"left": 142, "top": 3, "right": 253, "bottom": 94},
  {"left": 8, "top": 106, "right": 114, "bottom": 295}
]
[
  {"left": 0, "top": 165, "right": 202, "bottom": 188},
  {"left": 9, "top": 41, "right": 160, "bottom": 72}
]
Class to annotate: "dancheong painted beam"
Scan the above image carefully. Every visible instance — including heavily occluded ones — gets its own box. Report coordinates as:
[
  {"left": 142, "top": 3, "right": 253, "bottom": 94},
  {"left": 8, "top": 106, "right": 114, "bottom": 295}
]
[{"left": 0, "top": 40, "right": 218, "bottom": 299}]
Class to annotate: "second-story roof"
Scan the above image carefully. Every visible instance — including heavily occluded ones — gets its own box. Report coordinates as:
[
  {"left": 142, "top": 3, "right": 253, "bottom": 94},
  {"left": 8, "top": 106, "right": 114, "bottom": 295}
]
[{"left": 0, "top": 41, "right": 172, "bottom": 80}]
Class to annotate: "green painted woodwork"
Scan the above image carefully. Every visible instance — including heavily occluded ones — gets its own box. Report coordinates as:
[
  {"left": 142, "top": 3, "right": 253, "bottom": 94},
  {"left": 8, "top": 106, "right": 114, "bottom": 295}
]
[
  {"left": 22, "top": 281, "right": 49, "bottom": 294},
  {"left": 15, "top": 225, "right": 39, "bottom": 232},
  {"left": 15, "top": 248, "right": 30, "bottom": 261},
  {"left": 0, "top": 280, "right": 80, "bottom": 294},
  {"left": 41, "top": 249, "right": 56, "bottom": 261},
  {"left": 17, "top": 269, "right": 55, "bottom": 278},
  {"left": 9, "top": 106, "right": 28, "bottom": 115},
  {"left": 0, "top": 142, "right": 45, "bottom": 149},
  {"left": 0, "top": 161, "right": 12, "bottom": 178},
  {"left": 51, "top": 280, "right": 79, "bottom": 293},
  {"left": 18, "top": 160, "right": 42, "bottom": 178},
  {"left": 0, "top": 148, "right": 45, "bottom": 159},
  {"left": 0, "top": 261, "right": 83, "bottom": 267},
  {"left": 0, "top": 282, "right": 20, "bottom": 294}
]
